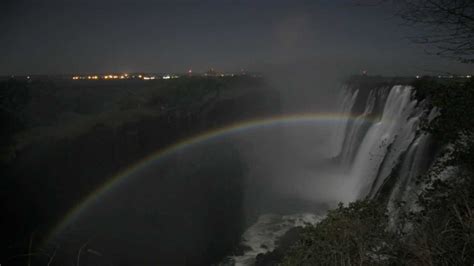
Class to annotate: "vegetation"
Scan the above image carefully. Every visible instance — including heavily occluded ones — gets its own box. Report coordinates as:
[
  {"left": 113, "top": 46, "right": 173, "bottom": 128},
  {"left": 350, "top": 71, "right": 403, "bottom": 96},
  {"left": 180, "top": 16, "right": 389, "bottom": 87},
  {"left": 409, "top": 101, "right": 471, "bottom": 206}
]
[
  {"left": 411, "top": 77, "right": 474, "bottom": 265},
  {"left": 282, "top": 201, "right": 398, "bottom": 265},
  {"left": 282, "top": 78, "right": 474, "bottom": 265},
  {"left": 414, "top": 77, "right": 474, "bottom": 167}
]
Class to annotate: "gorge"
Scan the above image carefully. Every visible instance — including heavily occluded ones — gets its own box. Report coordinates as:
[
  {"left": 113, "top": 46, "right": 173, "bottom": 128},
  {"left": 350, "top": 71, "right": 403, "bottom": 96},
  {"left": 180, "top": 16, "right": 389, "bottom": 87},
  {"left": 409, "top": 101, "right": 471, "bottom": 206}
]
[{"left": 1, "top": 75, "right": 471, "bottom": 265}]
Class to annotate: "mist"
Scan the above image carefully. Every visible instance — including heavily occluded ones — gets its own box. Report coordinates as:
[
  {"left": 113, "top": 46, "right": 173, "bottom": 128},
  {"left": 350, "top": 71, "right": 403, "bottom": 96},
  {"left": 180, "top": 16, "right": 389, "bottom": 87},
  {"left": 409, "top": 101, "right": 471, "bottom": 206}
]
[{"left": 2, "top": 0, "right": 473, "bottom": 265}]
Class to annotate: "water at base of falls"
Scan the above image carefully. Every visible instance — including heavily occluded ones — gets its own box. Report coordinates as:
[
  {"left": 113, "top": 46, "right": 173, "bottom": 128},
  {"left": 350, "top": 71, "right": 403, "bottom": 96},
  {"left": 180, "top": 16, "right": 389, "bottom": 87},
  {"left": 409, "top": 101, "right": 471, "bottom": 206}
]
[
  {"left": 224, "top": 213, "right": 321, "bottom": 266},
  {"left": 229, "top": 84, "right": 434, "bottom": 265}
]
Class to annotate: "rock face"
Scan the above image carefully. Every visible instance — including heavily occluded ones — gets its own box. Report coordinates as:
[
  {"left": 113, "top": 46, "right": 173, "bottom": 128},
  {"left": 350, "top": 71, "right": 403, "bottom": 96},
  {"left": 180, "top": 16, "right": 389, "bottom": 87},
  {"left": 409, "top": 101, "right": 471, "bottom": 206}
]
[
  {"left": 253, "top": 76, "right": 440, "bottom": 265},
  {"left": 1, "top": 77, "right": 280, "bottom": 265}
]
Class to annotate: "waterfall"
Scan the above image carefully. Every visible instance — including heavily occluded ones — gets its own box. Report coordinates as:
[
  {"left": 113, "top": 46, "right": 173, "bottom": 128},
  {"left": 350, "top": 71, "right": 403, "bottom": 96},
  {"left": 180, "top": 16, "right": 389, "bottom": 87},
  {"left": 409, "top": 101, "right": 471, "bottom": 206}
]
[
  {"left": 339, "top": 89, "right": 376, "bottom": 166},
  {"left": 228, "top": 82, "right": 437, "bottom": 265},
  {"left": 330, "top": 88, "right": 359, "bottom": 158},
  {"left": 335, "top": 84, "right": 434, "bottom": 201},
  {"left": 386, "top": 133, "right": 432, "bottom": 228}
]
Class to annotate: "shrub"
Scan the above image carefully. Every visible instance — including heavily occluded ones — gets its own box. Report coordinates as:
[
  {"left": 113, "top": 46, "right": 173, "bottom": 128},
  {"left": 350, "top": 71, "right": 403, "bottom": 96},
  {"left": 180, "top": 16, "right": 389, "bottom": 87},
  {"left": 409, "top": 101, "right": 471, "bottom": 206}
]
[
  {"left": 283, "top": 78, "right": 474, "bottom": 265},
  {"left": 282, "top": 201, "right": 399, "bottom": 265}
]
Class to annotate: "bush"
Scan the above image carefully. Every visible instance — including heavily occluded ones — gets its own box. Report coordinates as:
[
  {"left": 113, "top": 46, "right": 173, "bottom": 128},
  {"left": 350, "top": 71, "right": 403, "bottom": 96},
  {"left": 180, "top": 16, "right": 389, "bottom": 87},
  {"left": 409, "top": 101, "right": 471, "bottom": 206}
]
[
  {"left": 283, "top": 188, "right": 474, "bottom": 265},
  {"left": 414, "top": 78, "right": 474, "bottom": 168},
  {"left": 283, "top": 78, "right": 474, "bottom": 265},
  {"left": 408, "top": 171, "right": 474, "bottom": 265},
  {"left": 282, "top": 201, "right": 399, "bottom": 265}
]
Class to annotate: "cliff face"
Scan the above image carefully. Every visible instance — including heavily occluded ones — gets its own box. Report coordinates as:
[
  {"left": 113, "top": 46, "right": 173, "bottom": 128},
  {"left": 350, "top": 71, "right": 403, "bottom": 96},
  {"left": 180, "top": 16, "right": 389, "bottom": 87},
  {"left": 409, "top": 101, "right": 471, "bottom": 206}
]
[
  {"left": 1, "top": 77, "right": 281, "bottom": 265},
  {"left": 278, "top": 77, "right": 474, "bottom": 266},
  {"left": 337, "top": 77, "right": 439, "bottom": 205},
  {"left": 253, "top": 76, "right": 443, "bottom": 265}
]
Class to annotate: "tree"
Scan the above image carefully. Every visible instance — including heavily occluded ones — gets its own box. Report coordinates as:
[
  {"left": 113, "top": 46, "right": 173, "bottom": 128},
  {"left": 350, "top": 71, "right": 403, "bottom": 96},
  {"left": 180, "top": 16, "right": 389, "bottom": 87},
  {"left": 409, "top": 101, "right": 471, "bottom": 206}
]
[{"left": 397, "top": 0, "right": 474, "bottom": 63}]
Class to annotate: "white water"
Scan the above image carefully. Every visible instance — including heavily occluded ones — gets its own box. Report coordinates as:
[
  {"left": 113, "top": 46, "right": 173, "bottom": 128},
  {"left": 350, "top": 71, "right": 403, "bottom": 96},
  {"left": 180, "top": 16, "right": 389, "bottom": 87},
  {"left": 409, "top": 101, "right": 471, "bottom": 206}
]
[
  {"left": 231, "top": 84, "right": 434, "bottom": 265},
  {"left": 386, "top": 133, "right": 431, "bottom": 228},
  {"left": 333, "top": 85, "right": 432, "bottom": 202},
  {"left": 340, "top": 89, "right": 376, "bottom": 166},
  {"left": 230, "top": 213, "right": 321, "bottom": 266},
  {"left": 330, "top": 88, "right": 359, "bottom": 158}
]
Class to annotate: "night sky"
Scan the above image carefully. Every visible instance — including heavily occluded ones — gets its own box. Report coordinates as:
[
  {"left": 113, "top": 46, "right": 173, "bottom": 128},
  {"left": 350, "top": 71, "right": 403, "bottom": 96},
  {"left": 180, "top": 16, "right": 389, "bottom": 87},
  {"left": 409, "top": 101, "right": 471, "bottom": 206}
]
[{"left": 1, "top": 0, "right": 472, "bottom": 76}]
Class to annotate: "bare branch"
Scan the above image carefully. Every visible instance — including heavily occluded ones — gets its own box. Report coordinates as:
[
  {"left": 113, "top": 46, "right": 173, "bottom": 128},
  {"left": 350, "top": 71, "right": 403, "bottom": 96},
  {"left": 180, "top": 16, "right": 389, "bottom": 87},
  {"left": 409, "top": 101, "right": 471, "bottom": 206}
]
[{"left": 396, "top": 0, "right": 474, "bottom": 63}]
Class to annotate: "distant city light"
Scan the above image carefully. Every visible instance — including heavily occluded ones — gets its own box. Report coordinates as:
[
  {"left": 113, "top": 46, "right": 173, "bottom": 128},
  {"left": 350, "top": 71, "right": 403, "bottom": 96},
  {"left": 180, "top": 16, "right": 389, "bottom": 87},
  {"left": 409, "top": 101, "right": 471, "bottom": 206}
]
[{"left": 70, "top": 71, "right": 248, "bottom": 81}]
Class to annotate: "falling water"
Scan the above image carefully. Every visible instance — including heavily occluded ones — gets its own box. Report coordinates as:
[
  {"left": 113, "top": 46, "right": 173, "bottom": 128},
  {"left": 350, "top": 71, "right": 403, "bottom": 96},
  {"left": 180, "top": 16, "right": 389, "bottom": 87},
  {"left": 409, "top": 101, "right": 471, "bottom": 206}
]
[
  {"left": 334, "top": 85, "right": 434, "bottom": 201},
  {"left": 231, "top": 83, "right": 437, "bottom": 265},
  {"left": 339, "top": 89, "right": 376, "bottom": 166},
  {"left": 330, "top": 87, "right": 359, "bottom": 158}
]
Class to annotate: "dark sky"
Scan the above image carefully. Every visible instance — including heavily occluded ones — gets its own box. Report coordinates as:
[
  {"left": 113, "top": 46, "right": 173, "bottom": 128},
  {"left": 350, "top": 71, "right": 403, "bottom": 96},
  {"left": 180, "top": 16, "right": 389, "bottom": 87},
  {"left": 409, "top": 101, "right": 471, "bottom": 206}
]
[{"left": 1, "top": 0, "right": 471, "bottom": 76}]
